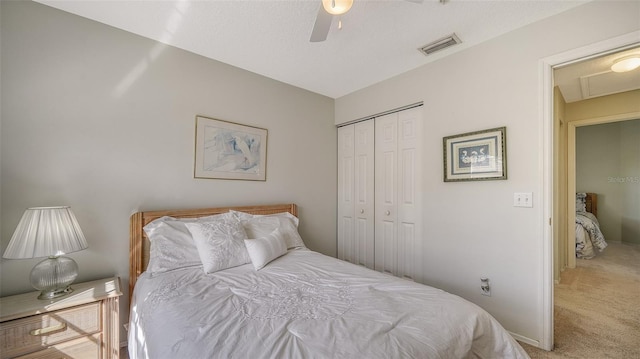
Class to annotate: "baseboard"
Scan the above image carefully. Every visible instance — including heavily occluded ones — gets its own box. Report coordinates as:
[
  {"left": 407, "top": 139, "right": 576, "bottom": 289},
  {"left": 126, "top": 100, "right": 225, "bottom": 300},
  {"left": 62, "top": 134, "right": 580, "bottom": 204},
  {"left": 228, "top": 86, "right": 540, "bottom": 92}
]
[{"left": 509, "top": 331, "right": 540, "bottom": 348}]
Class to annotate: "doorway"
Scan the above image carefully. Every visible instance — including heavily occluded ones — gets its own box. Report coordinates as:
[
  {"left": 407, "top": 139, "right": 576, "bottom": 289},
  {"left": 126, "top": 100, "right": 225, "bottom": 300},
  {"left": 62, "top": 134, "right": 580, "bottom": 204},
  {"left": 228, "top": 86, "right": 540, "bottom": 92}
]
[{"left": 540, "top": 30, "right": 640, "bottom": 351}]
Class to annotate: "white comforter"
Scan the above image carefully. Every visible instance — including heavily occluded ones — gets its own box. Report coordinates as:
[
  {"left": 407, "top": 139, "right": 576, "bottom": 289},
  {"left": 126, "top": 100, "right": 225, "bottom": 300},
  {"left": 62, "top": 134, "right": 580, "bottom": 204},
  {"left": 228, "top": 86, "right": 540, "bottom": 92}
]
[{"left": 129, "top": 249, "right": 529, "bottom": 359}]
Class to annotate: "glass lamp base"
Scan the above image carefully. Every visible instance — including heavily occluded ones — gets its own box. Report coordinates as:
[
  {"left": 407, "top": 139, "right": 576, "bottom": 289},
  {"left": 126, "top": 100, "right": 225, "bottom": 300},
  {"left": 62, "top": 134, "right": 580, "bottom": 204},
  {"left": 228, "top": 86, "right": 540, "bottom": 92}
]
[{"left": 30, "top": 256, "right": 79, "bottom": 300}]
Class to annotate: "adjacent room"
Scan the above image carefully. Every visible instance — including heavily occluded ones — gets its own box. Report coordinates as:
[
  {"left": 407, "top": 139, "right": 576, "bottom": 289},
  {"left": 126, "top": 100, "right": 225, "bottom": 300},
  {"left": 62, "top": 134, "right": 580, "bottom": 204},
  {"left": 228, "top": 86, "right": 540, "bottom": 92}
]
[
  {"left": 1, "top": 0, "right": 639, "bottom": 358},
  {"left": 529, "top": 49, "right": 640, "bottom": 358}
]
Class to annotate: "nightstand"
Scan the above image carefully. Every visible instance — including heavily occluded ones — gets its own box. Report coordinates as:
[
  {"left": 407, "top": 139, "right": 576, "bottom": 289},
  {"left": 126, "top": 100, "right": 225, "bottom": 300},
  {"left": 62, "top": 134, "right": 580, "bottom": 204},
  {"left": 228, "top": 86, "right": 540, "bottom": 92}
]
[{"left": 0, "top": 277, "right": 122, "bottom": 359}]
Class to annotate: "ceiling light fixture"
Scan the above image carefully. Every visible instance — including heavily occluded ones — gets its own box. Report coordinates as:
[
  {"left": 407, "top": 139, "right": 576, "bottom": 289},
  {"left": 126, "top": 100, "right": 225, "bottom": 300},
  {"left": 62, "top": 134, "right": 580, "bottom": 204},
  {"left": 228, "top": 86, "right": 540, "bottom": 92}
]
[
  {"left": 611, "top": 55, "right": 640, "bottom": 73},
  {"left": 322, "top": 0, "right": 353, "bottom": 15}
]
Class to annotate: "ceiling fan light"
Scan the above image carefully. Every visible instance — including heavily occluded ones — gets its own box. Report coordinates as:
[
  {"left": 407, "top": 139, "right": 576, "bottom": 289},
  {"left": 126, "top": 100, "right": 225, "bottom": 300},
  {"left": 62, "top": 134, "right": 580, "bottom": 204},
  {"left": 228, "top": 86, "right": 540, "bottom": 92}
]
[
  {"left": 322, "top": 0, "right": 353, "bottom": 15},
  {"left": 611, "top": 55, "right": 640, "bottom": 73}
]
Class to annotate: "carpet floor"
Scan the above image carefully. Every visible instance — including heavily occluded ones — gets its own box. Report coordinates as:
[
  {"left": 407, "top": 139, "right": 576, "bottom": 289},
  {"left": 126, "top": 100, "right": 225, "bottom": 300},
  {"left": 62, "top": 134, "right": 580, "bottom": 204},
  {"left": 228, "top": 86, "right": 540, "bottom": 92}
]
[{"left": 521, "top": 241, "right": 640, "bottom": 358}]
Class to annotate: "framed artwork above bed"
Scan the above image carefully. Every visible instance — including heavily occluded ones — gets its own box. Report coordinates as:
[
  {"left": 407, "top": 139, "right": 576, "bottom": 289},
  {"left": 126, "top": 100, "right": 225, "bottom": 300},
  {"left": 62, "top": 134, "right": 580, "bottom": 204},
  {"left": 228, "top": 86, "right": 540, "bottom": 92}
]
[
  {"left": 194, "top": 115, "right": 268, "bottom": 181},
  {"left": 443, "top": 126, "right": 507, "bottom": 182}
]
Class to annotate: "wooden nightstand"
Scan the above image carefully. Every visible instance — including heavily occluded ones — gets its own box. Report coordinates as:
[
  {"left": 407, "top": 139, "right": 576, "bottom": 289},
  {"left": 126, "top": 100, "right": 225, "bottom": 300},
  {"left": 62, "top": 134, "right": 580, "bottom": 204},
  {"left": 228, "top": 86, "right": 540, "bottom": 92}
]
[{"left": 0, "top": 277, "right": 122, "bottom": 359}]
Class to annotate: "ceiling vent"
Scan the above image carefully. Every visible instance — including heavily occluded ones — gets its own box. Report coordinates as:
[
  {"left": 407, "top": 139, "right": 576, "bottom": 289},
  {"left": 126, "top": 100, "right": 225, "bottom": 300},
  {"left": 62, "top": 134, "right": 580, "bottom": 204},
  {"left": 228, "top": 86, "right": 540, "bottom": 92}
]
[{"left": 418, "top": 33, "right": 461, "bottom": 56}]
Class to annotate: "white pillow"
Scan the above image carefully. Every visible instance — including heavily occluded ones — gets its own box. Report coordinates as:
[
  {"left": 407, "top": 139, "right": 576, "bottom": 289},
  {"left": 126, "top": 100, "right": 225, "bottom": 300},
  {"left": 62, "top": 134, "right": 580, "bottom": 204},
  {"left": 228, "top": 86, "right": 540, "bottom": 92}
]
[
  {"left": 144, "top": 213, "right": 236, "bottom": 275},
  {"left": 231, "top": 211, "right": 305, "bottom": 249},
  {"left": 185, "top": 217, "right": 251, "bottom": 274},
  {"left": 231, "top": 210, "right": 299, "bottom": 226},
  {"left": 244, "top": 229, "right": 287, "bottom": 270}
]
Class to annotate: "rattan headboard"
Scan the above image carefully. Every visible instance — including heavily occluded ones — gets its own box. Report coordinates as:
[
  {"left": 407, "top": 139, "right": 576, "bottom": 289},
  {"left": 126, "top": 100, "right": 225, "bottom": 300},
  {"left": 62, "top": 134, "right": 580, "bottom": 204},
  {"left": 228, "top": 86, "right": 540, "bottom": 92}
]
[{"left": 129, "top": 203, "right": 297, "bottom": 302}]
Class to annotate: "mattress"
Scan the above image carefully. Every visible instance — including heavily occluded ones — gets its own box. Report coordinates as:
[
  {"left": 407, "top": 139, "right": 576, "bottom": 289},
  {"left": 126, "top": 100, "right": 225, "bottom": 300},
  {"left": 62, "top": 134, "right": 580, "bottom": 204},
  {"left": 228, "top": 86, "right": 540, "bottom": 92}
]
[{"left": 128, "top": 248, "right": 529, "bottom": 358}]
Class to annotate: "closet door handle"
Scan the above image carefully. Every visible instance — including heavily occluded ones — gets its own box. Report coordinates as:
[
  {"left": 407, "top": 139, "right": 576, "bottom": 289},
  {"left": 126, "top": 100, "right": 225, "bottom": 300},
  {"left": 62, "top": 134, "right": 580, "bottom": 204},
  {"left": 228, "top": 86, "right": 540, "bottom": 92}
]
[
  {"left": 385, "top": 210, "right": 391, "bottom": 216},
  {"left": 360, "top": 209, "right": 364, "bottom": 214}
]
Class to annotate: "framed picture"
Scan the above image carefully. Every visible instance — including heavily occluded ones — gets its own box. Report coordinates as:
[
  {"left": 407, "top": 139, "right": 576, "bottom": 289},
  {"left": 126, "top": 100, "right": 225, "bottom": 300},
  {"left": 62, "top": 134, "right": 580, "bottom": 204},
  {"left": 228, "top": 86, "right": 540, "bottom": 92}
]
[
  {"left": 443, "top": 126, "right": 507, "bottom": 182},
  {"left": 194, "top": 115, "right": 267, "bottom": 181}
]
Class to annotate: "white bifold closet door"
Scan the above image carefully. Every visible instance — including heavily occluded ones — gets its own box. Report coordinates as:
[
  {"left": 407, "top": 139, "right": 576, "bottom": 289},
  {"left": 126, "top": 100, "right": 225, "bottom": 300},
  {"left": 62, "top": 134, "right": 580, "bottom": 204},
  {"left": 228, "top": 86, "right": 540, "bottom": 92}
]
[
  {"left": 374, "top": 107, "right": 422, "bottom": 281},
  {"left": 338, "top": 106, "right": 422, "bottom": 281},
  {"left": 337, "top": 120, "right": 375, "bottom": 269}
]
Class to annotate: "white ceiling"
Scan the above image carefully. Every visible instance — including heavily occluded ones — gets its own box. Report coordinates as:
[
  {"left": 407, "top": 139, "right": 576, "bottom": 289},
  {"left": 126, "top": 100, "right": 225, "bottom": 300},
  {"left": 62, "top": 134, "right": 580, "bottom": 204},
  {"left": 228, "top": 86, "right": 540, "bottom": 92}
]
[
  {"left": 37, "top": 0, "right": 591, "bottom": 99},
  {"left": 554, "top": 46, "right": 640, "bottom": 103}
]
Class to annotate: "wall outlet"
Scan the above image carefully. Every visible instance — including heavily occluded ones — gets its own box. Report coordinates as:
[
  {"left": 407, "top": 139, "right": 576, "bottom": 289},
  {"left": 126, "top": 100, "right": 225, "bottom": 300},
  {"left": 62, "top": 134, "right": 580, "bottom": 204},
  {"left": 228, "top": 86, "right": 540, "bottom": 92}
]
[
  {"left": 513, "top": 192, "right": 533, "bottom": 208},
  {"left": 480, "top": 278, "right": 491, "bottom": 296}
]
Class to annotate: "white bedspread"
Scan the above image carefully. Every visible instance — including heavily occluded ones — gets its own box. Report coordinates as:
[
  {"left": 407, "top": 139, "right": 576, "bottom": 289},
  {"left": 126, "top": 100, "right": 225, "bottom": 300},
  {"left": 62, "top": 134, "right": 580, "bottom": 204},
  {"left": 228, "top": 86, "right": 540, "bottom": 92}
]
[{"left": 129, "top": 249, "right": 529, "bottom": 359}]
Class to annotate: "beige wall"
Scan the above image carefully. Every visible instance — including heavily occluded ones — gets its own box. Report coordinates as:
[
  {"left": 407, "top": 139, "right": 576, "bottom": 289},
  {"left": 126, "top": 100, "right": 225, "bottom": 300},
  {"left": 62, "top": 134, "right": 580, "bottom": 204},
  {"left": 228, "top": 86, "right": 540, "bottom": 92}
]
[
  {"left": 565, "top": 89, "right": 640, "bottom": 122},
  {"left": 335, "top": 0, "right": 640, "bottom": 345},
  {"left": 0, "top": 1, "right": 336, "bottom": 342},
  {"left": 566, "top": 89, "right": 640, "bottom": 245},
  {"left": 576, "top": 119, "right": 640, "bottom": 244},
  {"left": 620, "top": 120, "right": 640, "bottom": 244}
]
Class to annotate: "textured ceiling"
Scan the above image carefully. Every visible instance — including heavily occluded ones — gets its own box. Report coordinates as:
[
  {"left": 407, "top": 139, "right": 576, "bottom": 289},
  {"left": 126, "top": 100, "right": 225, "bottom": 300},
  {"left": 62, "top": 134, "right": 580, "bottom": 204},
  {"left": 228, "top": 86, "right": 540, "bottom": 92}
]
[
  {"left": 554, "top": 46, "right": 640, "bottom": 103},
  {"left": 37, "top": 0, "right": 590, "bottom": 98}
]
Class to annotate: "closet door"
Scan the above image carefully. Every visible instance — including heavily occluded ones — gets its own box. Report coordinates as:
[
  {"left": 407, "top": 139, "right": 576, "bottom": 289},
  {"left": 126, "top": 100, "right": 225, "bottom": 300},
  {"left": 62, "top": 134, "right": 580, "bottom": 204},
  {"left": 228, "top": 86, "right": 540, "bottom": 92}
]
[
  {"left": 374, "top": 114, "right": 398, "bottom": 275},
  {"left": 374, "top": 107, "right": 422, "bottom": 281},
  {"left": 338, "top": 121, "right": 375, "bottom": 268},
  {"left": 396, "top": 107, "right": 422, "bottom": 281},
  {"left": 337, "top": 125, "right": 355, "bottom": 263}
]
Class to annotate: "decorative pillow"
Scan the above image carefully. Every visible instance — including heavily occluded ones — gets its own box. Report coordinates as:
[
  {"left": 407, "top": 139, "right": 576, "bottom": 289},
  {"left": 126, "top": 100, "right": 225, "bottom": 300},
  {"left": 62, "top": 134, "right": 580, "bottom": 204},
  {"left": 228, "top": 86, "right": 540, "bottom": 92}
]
[
  {"left": 185, "top": 217, "right": 251, "bottom": 274},
  {"left": 144, "top": 213, "right": 234, "bottom": 275},
  {"left": 231, "top": 211, "right": 305, "bottom": 249},
  {"left": 244, "top": 228, "right": 287, "bottom": 270}
]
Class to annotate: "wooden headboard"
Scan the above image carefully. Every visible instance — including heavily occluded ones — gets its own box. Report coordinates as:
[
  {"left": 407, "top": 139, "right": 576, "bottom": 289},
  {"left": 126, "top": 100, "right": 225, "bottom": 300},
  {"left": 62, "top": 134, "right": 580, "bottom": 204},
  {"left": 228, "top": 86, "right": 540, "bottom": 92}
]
[
  {"left": 585, "top": 193, "right": 597, "bottom": 218},
  {"left": 129, "top": 203, "right": 297, "bottom": 301}
]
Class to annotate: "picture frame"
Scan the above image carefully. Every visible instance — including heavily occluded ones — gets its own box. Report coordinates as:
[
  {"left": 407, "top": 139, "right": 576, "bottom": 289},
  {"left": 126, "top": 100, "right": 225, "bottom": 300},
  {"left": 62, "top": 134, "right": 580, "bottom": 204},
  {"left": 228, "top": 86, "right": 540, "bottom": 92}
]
[
  {"left": 194, "top": 115, "right": 267, "bottom": 181},
  {"left": 443, "top": 126, "right": 507, "bottom": 182}
]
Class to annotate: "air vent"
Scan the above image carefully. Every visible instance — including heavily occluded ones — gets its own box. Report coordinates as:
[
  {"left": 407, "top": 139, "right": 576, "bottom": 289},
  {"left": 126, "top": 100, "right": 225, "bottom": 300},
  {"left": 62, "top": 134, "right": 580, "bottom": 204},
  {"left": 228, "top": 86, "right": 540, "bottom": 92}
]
[{"left": 418, "top": 33, "right": 461, "bottom": 56}]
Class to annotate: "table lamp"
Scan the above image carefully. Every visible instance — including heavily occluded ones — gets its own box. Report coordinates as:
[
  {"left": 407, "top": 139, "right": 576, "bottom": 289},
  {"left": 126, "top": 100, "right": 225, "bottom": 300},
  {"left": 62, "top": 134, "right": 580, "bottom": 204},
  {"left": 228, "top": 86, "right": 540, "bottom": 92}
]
[{"left": 3, "top": 206, "right": 88, "bottom": 300}]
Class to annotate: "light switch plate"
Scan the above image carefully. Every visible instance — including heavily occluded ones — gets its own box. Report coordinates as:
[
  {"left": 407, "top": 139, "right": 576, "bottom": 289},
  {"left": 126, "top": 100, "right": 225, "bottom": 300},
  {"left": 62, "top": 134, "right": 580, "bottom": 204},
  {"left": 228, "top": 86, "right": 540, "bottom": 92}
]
[{"left": 514, "top": 192, "right": 533, "bottom": 207}]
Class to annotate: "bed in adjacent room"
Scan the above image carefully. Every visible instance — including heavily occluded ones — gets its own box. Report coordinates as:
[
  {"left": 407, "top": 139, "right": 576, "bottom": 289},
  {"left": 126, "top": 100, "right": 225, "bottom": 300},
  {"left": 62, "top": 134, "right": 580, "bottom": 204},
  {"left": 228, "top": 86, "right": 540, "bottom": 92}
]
[
  {"left": 127, "top": 203, "right": 529, "bottom": 358},
  {"left": 575, "top": 193, "right": 607, "bottom": 259}
]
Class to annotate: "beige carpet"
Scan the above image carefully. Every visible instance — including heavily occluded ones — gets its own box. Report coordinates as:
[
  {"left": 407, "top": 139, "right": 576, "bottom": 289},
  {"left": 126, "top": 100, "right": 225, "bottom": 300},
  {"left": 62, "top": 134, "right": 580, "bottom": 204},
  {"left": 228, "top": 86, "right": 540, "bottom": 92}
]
[{"left": 522, "top": 241, "right": 640, "bottom": 359}]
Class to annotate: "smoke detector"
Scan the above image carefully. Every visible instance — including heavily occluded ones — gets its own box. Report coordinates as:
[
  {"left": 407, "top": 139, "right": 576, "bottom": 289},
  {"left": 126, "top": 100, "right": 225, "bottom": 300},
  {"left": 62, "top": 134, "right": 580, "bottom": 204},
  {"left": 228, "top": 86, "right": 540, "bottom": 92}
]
[{"left": 418, "top": 33, "right": 461, "bottom": 56}]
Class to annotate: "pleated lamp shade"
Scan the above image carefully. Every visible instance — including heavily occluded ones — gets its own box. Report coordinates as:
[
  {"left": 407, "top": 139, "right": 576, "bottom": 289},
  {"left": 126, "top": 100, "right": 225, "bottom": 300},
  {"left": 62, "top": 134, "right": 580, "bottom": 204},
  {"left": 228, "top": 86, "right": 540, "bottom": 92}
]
[{"left": 3, "top": 206, "right": 88, "bottom": 299}]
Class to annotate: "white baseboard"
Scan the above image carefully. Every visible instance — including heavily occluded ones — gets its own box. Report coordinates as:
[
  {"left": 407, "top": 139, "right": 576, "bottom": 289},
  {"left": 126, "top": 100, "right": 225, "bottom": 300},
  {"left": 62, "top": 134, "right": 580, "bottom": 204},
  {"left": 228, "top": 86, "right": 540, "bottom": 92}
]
[{"left": 510, "top": 331, "right": 541, "bottom": 348}]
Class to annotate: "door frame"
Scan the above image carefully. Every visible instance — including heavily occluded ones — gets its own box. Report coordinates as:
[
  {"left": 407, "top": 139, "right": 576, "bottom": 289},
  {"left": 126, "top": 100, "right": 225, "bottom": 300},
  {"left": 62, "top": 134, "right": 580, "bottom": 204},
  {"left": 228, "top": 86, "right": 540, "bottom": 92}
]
[
  {"left": 567, "top": 113, "right": 640, "bottom": 267},
  {"left": 540, "top": 30, "right": 640, "bottom": 351}
]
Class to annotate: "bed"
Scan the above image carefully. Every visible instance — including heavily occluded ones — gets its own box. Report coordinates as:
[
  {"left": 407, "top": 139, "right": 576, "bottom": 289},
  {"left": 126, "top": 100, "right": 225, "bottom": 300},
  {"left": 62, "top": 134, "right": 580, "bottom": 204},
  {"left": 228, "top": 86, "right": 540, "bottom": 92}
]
[
  {"left": 127, "top": 203, "right": 529, "bottom": 358},
  {"left": 575, "top": 193, "right": 607, "bottom": 259}
]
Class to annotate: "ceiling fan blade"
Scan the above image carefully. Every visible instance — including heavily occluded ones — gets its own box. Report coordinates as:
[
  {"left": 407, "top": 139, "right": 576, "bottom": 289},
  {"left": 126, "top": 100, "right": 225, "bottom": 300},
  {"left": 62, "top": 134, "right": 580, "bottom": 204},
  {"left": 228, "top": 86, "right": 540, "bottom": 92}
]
[{"left": 310, "top": 6, "right": 333, "bottom": 42}]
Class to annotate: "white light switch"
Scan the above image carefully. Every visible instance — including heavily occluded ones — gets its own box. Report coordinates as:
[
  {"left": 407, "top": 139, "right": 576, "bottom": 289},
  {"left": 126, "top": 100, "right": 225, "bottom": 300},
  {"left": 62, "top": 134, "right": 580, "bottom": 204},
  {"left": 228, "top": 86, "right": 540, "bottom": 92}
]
[{"left": 514, "top": 192, "right": 533, "bottom": 208}]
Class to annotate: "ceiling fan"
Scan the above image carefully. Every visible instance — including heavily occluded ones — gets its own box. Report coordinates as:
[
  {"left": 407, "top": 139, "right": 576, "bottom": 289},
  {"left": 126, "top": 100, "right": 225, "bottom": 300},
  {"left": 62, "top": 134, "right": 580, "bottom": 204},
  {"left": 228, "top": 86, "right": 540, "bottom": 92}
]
[{"left": 310, "top": 0, "right": 438, "bottom": 43}]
